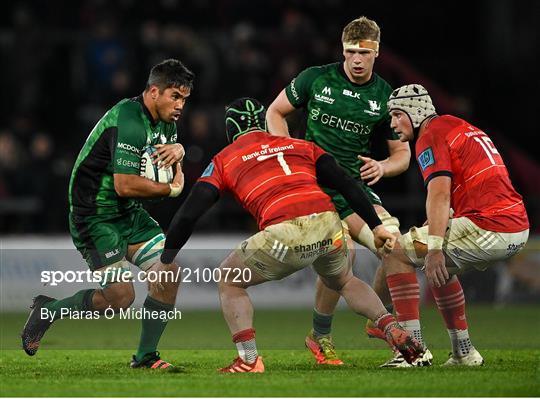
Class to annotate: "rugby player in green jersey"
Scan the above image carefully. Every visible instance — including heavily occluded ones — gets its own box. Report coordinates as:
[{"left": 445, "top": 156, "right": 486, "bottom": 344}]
[
  {"left": 267, "top": 17, "right": 428, "bottom": 367},
  {"left": 21, "top": 59, "right": 193, "bottom": 369}
]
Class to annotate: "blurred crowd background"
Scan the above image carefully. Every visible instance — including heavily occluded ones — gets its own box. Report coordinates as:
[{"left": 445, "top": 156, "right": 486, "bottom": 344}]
[{"left": 1, "top": 0, "right": 538, "bottom": 235}]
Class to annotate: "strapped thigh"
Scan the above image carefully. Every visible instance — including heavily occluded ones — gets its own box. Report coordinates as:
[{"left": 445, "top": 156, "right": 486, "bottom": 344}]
[{"left": 131, "top": 233, "right": 166, "bottom": 271}]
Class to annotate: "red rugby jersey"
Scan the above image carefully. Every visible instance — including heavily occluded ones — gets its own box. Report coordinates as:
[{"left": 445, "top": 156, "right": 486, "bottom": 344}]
[
  {"left": 198, "top": 131, "right": 335, "bottom": 229},
  {"left": 415, "top": 115, "right": 529, "bottom": 233}
]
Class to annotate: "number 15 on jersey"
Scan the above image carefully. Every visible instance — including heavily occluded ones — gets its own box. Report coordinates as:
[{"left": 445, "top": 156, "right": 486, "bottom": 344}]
[{"left": 474, "top": 136, "right": 500, "bottom": 165}]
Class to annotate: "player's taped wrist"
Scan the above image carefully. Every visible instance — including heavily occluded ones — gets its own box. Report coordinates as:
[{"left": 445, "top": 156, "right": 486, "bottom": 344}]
[
  {"left": 169, "top": 183, "right": 183, "bottom": 198},
  {"left": 427, "top": 235, "right": 444, "bottom": 251}
]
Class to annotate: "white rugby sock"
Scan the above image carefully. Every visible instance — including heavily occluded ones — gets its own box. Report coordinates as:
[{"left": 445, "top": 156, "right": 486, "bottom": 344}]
[
  {"left": 232, "top": 328, "right": 259, "bottom": 364},
  {"left": 448, "top": 329, "right": 473, "bottom": 358},
  {"left": 236, "top": 339, "right": 258, "bottom": 364}
]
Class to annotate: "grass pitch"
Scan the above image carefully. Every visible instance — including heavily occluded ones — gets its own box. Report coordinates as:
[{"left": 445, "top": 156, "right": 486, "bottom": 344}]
[{"left": 1, "top": 306, "right": 539, "bottom": 396}]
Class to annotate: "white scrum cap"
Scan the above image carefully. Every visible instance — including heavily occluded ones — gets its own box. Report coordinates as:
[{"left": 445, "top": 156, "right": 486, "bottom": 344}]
[{"left": 387, "top": 84, "right": 436, "bottom": 128}]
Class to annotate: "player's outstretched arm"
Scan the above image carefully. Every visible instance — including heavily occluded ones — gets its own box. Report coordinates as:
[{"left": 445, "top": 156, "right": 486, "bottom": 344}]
[
  {"left": 316, "top": 154, "right": 396, "bottom": 252},
  {"left": 383, "top": 139, "right": 411, "bottom": 176},
  {"left": 160, "top": 182, "right": 220, "bottom": 263},
  {"left": 316, "top": 154, "right": 382, "bottom": 229},
  {"left": 266, "top": 89, "right": 295, "bottom": 137},
  {"left": 358, "top": 140, "right": 410, "bottom": 186}
]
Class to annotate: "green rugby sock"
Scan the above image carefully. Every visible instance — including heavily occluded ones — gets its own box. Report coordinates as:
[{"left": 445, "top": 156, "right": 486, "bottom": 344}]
[
  {"left": 135, "top": 296, "right": 174, "bottom": 361},
  {"left": 312, "top": 308, "right": 333, "bottom": 338},
  {"left": 44, "top": 289, "right": 95, "bottom": 321}
]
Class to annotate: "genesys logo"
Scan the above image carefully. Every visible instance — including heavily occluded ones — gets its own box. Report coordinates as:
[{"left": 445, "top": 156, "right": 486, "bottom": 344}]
[
  {"left": 117, "top": 142, "right": 141, "bottom": 154},
  {"left": 309, "top": 108, "right": 371, "bottom": 135},
  {"left": 117, "top": 157, "right": 140, "bottom": 169}
]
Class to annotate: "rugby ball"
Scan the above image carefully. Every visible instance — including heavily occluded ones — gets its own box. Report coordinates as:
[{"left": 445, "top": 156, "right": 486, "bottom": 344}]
[{"left": 139, "top": 146, "right": 174, "bottom": 184}]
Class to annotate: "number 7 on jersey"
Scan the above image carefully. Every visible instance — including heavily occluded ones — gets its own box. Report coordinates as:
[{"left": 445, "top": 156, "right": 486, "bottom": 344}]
[{"left": 256, "top": 152, "right": 292, "bottom": 175}]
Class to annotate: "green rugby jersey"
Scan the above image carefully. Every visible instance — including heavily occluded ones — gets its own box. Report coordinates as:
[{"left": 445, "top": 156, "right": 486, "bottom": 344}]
[
  {"left": 285, "top": 62, "right": 398, "bottom": 179},
  {"left": 69, "top": 96, "right": 177, "bottom": 215}
]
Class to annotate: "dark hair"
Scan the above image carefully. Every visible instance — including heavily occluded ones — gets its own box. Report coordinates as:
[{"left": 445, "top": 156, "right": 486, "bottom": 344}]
[
  {"left": 224, "top": 97, "right": 266, "bottom": 143},
  {"left": 146, "top": 59, "right": 195, "bottom": 92}
]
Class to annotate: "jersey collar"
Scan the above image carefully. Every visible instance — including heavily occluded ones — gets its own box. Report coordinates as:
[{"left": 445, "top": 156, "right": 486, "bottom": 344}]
[{"left": 338, "top": 63, "right": 376, "bottom": 87}]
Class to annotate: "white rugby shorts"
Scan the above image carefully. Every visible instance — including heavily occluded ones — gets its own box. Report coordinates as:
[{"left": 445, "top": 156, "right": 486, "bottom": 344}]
[
  {"left": 399, "top": 216, "right": 529, "bottom": 273},
  {"left": 235, "top": 211, "right": 349, "bottom": 280}
]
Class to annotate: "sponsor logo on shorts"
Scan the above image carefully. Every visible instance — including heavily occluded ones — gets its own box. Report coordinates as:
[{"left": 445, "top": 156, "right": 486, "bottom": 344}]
[
  {"left": 105, "top": 248, "right": 120, "bottom": 259},
  {"left": 506, "top": 242, "right": 525, "bottom": 257},
  {"left": 294, "top": 238, "right": 333, "bottom": 252},
  {"left": 451, "top": 247, "right": 462, "bottom": 258},
  {"left": 418, "top": 147, "right": 435, "bottom": 171},
  {"left": 295, "top": 238, "right": 333, "bottom": 259}
]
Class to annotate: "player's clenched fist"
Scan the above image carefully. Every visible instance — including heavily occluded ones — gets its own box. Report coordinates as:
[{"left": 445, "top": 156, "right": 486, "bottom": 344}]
[{"left": 372, "top": 225, "right": 396, "bottom": 256}]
